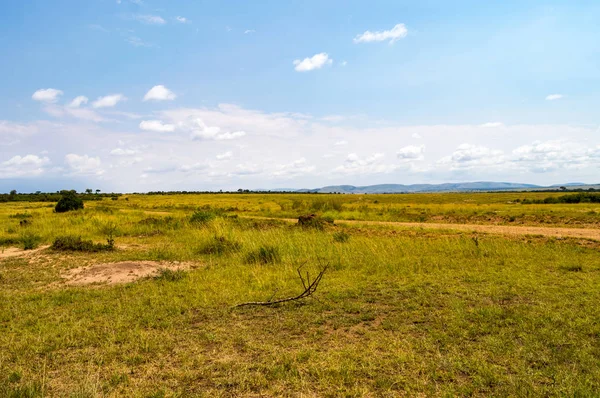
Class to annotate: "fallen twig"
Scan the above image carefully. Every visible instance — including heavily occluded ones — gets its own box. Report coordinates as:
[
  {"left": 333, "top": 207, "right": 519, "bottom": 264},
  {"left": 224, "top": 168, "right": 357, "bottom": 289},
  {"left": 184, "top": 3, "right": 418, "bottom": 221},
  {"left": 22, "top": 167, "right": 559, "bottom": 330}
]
[{"left": 234, "top": 264, "right": 328, "bottom": 308}]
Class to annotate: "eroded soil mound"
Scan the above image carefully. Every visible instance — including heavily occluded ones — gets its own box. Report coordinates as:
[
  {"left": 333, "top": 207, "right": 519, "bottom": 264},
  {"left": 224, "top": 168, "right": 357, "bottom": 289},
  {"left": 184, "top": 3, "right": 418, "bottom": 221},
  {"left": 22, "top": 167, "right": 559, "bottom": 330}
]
[{"left": 63, "top": 261, "right": 195, "bottom": 286}]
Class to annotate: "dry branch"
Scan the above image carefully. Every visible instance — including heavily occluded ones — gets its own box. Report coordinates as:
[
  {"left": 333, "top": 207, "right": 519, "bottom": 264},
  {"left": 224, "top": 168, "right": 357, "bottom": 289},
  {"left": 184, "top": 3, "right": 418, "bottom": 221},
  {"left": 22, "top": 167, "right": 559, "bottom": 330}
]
[{"left": 235, "top": 264, "right": 328, "bottom": 308}]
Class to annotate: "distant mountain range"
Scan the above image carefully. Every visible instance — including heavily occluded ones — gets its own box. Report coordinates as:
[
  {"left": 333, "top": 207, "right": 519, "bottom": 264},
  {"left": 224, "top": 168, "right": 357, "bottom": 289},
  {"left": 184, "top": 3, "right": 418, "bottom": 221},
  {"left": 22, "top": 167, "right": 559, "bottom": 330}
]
[{"left": 268, "top": 181, "right": 600, "bottom": 194}]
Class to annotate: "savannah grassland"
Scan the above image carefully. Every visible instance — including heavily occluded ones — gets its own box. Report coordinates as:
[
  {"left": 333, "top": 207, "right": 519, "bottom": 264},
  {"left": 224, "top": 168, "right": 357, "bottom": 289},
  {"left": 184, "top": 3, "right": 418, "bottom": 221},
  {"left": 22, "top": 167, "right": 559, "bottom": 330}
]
[{"left": 1, "top": 192, "right": 600, "bottom": 397}]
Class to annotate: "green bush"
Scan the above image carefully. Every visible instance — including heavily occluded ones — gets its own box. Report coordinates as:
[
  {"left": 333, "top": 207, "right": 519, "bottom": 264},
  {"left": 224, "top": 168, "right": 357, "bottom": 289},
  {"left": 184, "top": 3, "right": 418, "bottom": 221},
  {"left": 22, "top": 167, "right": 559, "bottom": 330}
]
[
  {"left": 55, "top": 190, "right": 84, "bottom": 213},
  {"left": 190, "top": 210, "right": 217, "bottom": 225},
  {"left": 196, "top": 236, "right": 241, "bottom": 255},
  {"left": 333, "top": 231, "right": 350, "bottom": 243},
  {"left": 21, "top": 232, "right": 42, "bottom": 250},
  {"left": 51, "top": 236, "right": 114, "bottom": 252},
  {"left": 246, "top": 245, "right": 281, "bottom": 264}
]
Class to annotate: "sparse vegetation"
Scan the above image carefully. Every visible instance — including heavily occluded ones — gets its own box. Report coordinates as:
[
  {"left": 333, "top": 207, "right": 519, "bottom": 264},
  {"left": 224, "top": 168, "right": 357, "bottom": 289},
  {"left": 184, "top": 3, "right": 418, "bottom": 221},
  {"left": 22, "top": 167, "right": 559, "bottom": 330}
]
[
  {"left": 2, "top": 192, "right": 600, "bottom": 396},
  {"left": 51, "top": 235, "right": 114, "bottom": 252}
]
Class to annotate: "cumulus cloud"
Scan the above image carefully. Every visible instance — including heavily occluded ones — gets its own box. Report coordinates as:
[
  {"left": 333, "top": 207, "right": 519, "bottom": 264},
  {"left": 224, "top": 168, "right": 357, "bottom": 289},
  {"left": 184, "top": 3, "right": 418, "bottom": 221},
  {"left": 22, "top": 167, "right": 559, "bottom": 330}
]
[
  {"left": 143, "top": 85, "right": 176, "bottom": 101},
  {"left": 139, "top": 120, "right": 176, "bottom": 133},
  {"left": 244, "top": 29, "right": 256, "bottom": 34},
  {"left": 293, "top": 53, "right": 332, "bottom": 72},
  {"left": 354, "top": 23, "right": 408, "bottom": 44},
  {"left": 65, "top": 154, "right": 103, "bottom": 175},
  {"left": 175, "top": 16, "right": 189, "bottom": 23},
  {"left": 397, "top": 145, "right": 425, "bottom": 161},
  {"left": 92, "top": 94, "right": 125, "bottom": 108},
  {"left": 438, "top": 144, "right": 505, "bottom": 170},
  {"left": 0, "top": 154, "right": 50, "bottom": 178},
  {"left": 546, "top": 94, "right": 563, "bottom": 101},
  {"left": 188, "top": 118, "right": 246, "bottom": 141},
  {"left": 68, "top": 96, "right": 89, "bottom": 108},
  {"left": 511, "top": 140, "right": 596, "bottom": 173},
  {"left": 32, "top": 88, "right": 63, "bottom": 103}
]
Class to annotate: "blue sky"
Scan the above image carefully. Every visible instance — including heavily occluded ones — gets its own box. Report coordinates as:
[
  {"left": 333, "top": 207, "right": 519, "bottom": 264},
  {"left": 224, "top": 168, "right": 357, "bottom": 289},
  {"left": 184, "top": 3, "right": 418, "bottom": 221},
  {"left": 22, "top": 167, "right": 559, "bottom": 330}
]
[{"left": 1, "top": 0, "right": 599, "bottom": 192}]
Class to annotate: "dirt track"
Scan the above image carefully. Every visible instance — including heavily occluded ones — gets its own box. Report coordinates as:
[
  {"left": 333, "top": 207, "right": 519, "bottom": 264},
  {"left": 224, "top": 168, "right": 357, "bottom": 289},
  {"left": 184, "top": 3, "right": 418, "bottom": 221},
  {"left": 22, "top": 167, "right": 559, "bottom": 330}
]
[{"left": 246, "top": 216, "right": 600, "bottom": 241}]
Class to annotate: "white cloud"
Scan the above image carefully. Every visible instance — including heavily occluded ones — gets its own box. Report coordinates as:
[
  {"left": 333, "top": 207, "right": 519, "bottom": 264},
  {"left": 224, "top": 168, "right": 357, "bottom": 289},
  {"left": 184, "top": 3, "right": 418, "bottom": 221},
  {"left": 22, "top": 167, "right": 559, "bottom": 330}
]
[
  {"left": 134, "top": 15, "right": 166, "bottom": 25},
  {"left": 438, "top": 144, "right": 505, "bottom": 170},
  {"left": 341, "top": 61, "right": 348, "bottom": 67},
  {"left": 411, "top": 133, "right": 422, "bottom": 139},
  {"left": 143, "top": 85, "right": 176, "bottom": 101},
  {"left": 139, "top": 120, "right": 176, "bottom": 133},
  {"left": 244, "top": 29, "right": 255, "bottom": 34},
  {"left": 272, "top": 157, "right": 316, "bottom": 178},
  {"left": 92, "top": 94, "right": 125, "bottom": 108},
  {"left": 188, "top": 118, "right": 246, "bottom": 141},
  {"left": 0, "top": 154, "right": 50, "bottom": 178},
  {"left": 43, "top": 104, "right": 106, "bottom": 122},
  {"left": 511, "top": 140, "right": 596, "bottom": 173},
  {"left": 175, "top": 16, "right": 189, "bottom": 23},
  {"left": 110, "top": 148, "right": 139, "bottom": 156},
  {"left": 334, "top": 153, "right": 396, "bottom": 175},
  {"left": 354, "top": 23, "right": 408, "bottom": 44},
  {"left": 216, "top": 151, "right": 233, "bottom": 160},
  {"left": 231, "top": 163, "right": 262, "bottom": 176},
  {"left": 397, "top": 145, "right": 425, "bottom": 161},
  {"left": 546, "top": 94, "right": 563, "bottom": 101},
  {"left": 65, "top": 154, "right": 104, "bottom": 175},
  {"left": 68, "top": 96, "right": 89, "bottom": 108},
  {"left": 32, "top": 88, "right": 63, "bottom": 103},
  {"left": 293, "top": 53, "right": 333, "bottom": 72},
  {"left": 334, "top": 140, "right": 348, "bottom": 146},
  {"left": 479, "top": 122, "right": 504, "bottom": 128}
]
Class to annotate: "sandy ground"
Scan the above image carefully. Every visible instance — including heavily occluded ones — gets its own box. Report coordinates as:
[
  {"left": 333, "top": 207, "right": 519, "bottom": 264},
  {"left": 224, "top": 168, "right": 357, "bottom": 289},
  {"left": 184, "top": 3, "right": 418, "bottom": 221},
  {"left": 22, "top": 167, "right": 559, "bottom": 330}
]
[
  {"left": 0, "top": 245, "right": 50, "bottom": 259},
  {"left": 62, "top": 261, "right": 195, "bottom": 285},
  {"left": 245, "top": 216, "right": 600, "bottom": 240}
]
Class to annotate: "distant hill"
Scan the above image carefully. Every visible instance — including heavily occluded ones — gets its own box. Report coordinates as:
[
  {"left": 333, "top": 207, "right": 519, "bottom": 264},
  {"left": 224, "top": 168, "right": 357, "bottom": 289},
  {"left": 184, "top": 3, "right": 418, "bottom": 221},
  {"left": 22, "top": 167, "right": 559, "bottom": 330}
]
[{"left": 289, "top": 181, "right": 599, "bottom": 194}]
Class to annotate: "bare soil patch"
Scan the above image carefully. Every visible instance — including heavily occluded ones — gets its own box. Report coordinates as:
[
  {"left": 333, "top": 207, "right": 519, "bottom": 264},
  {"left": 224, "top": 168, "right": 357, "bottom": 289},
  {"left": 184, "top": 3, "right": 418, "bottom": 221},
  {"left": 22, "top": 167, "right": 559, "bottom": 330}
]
[
  {"left": 243, "top": 216, "right": 600, "bottom": 240},
  {"left": 62, "top": 261, "right": 196, "bottom": 286},
  {"left": 0, "top": 245, "right": 49, "bottom": 260}
]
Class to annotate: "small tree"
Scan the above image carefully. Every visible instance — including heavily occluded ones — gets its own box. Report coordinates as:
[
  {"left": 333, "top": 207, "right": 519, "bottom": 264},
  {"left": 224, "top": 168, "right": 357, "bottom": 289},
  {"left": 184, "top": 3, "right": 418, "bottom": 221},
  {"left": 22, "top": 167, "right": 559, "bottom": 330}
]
[
  {"left": 55, "top": 190, "right": 84, "bottom": 213},
  {"left": 85, "top": 188, "right": 93, "bottom": 194}
]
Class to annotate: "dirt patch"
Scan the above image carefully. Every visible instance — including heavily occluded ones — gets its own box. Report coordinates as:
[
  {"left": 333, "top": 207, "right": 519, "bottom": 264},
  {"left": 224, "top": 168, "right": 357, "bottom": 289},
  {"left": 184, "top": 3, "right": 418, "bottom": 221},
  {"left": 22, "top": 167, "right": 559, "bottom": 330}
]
[
  {"left": 62, "top": 261, "right": 196, "bottom": 286},
  {"left": 241, "top": 216, "right": 600, "bottom": 241},
  {"left": 0, "top": 245, "right": 49, "bottom": 260}
]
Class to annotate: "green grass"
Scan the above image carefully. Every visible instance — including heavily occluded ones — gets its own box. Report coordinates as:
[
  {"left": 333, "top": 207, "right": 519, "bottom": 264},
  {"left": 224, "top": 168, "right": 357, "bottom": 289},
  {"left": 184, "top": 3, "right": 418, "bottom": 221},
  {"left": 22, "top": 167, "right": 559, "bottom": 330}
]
[{"left": 1, "top": 193, "right": 600, "bottom": 396}]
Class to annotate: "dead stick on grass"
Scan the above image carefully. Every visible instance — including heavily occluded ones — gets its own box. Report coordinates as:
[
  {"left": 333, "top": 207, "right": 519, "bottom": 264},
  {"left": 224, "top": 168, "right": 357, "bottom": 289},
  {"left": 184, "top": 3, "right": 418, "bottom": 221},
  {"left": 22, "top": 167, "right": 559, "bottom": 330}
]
[{"left": 235, "top": 264, "right": 328, "bottom": 308}]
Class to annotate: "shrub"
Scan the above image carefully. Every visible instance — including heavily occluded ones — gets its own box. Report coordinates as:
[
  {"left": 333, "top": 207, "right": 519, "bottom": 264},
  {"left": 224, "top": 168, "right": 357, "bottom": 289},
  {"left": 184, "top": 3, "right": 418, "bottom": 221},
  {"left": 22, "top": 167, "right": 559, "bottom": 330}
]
[
  {"left": 21, "top": 232, "right": 42, "bottom": 250},
  {"left": 246, "top": 245, "right": 281, "bottom": 264},
  {"left": 333, "top": 231, "right": 350, "bottom": 243},
  {"left": 51, "top": 236, "right": 114, "bottom": 252},
  {"left": 196, "top": 236, "right": 241, "bottom": 255},
  {"left": 55, "top": 190, "right": 84, "bottom": 213},
  {"left": 190, "top": 210, "right": 217, "bottom": 225},
  {"left": 298, "top": 214, "right": 334, "bottom": 230}
]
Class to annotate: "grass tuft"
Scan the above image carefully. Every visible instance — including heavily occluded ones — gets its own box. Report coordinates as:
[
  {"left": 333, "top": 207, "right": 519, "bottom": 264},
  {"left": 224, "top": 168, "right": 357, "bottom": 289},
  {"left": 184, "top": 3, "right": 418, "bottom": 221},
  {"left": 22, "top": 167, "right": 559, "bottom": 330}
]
[
  {"left": 196, "top": 235, "right": 242, "bottom": 255},
  {"left": 154, "top": 268, "right": 186, "bottom": 282},
  {"left": 246, "top": 245, "right": 281, "bottom": 264}
]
